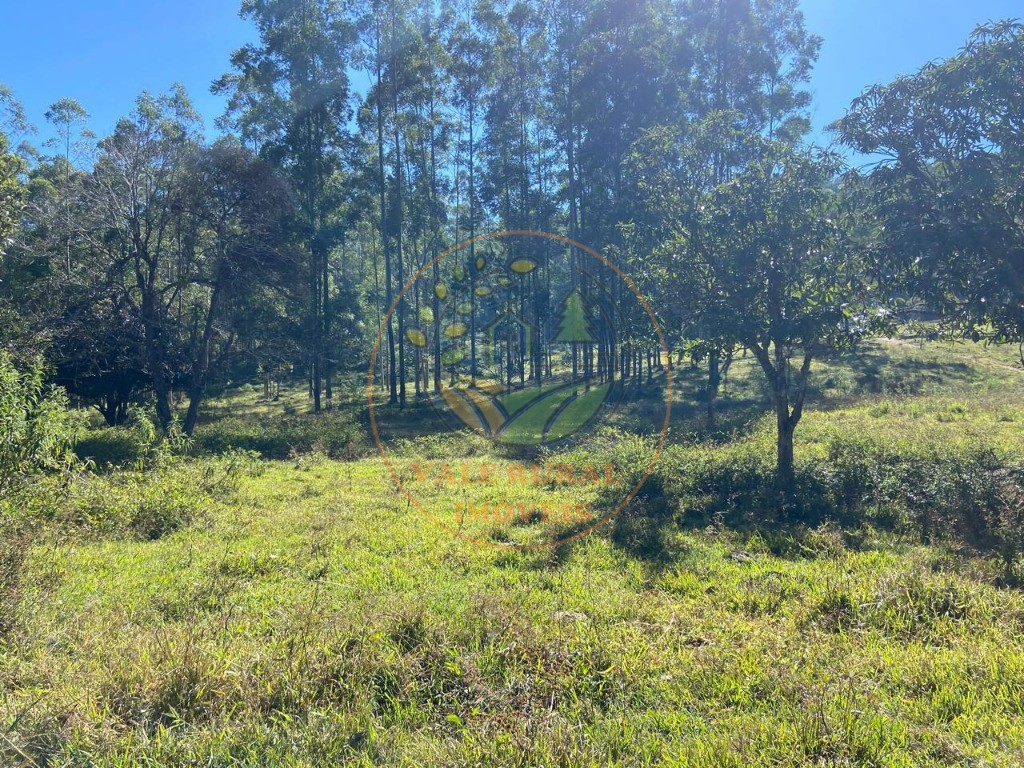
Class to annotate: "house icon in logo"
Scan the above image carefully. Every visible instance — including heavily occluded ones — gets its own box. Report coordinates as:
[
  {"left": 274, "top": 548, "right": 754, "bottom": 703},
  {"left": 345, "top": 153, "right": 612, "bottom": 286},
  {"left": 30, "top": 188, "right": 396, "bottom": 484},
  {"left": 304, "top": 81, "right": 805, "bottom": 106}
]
[{"left": 483, "top": 311, "right": 535, "bottom": 367}]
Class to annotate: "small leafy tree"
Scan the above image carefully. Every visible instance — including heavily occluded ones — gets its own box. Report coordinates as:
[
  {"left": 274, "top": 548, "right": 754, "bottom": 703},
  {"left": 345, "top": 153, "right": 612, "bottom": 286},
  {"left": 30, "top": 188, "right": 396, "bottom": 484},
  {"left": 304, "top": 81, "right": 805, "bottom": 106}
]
[{"left": 643, "top": 138, "right": 879, "bottom": 506}]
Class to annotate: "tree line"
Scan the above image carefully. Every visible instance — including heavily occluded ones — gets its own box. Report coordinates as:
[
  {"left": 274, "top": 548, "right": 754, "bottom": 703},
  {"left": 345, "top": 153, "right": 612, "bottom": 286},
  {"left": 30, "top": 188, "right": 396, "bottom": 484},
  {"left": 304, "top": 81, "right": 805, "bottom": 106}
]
[{"left": 0, "top": 1, "right": 1021, "bottom": 506}]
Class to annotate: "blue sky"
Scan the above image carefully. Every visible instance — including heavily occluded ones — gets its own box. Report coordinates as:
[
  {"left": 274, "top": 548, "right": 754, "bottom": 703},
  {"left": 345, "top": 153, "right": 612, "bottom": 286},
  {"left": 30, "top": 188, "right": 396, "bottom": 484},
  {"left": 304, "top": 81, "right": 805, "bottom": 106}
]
[{"left": 0, "top": 0, "right": 1020, "bottom": 153}]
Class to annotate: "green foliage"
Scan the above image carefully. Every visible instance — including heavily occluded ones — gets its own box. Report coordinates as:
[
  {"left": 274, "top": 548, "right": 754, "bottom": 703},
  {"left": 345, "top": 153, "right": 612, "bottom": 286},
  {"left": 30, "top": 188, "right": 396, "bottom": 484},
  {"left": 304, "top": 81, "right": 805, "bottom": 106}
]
[
  {"left": 0, "top": 352, "right": 81, "bottom": 501},
  {"left": 73, "top": 408, "right": 194, "bottom": 468},
  {"left": 834, "top": 20, "right": 1024, "bottom": 349},
  {"left": 579, "top": 416, "right": 1024, "bottom": 583},
  {"left": 5, "top": 442, "right": 1024, "bottom": 765},
  {"left": 0, "top": 523, "right": 28, "bottom": 640},
  {"left": 3, "top": 340, "right": 1024, "bottom": 764},
  {"left": 0, "top": 131, "right": 23, "bottom": 257},
  {"left": 73, "top": 426, "right": 147, "bottom": 468},
  {"left": 5, "top": 5, "right": 1024, "bottom": 764},
  {"left": 194, "top": 410, "right": 366, "bottom": 460},
  {"left": 51, "top": 450, "right": 260, "bottom": 541}
]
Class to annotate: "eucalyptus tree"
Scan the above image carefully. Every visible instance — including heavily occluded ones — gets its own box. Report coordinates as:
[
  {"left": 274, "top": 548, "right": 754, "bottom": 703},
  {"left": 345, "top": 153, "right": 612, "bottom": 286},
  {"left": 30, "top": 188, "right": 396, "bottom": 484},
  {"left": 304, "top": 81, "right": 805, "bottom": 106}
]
[
  {"left": 215, "top": 0, "right": 356, "bottom": 412},
  {"left": 44, "top": 99, "right": 92, "bottom": 276},
  {"left": 446, "top": 6, "right": 489, "bottom": 384},
  {"left": 0, "top": 107, "right": 29, "bottom": 360},
  {"left": 686, "top": 0, "right": 820, "bottom": 141},
  {"left": 0, "top": 86, "right": 27, "bottom": 259},
  {"left": 0, "top": 132, "right": 22, "bottom": 261},
  {"left": 833, "top": 20, "right": 1024, "bottom": 362},
  {"left": 354, "top": 0, "right": 425, "bottom": 405},
  {"left": 403, "top": 0, "right": 455, "bottom": 394},
  {"left": 353, "top": 0, "right": 396, "bottom": 402},
  {"left": 477, "top": 1, "right": 550, "bottom": 386}
]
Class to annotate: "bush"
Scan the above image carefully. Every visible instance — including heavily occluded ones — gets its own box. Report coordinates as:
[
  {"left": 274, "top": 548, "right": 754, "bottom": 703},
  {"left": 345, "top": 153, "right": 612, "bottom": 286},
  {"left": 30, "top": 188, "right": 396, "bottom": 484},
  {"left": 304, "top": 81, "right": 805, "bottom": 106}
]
[
  {"left": 74, "top": 408, "right": 202, "bottom": 471},
  {"left": 74, "top": 426, "right": 147, "bottom": 468},
  {"left": 0, "top": 352, "right": 81, "bottom": 500},
  {"left": 0, "top": 522, "right": 28, "bottom": 639},
  {"left": 566, "top": 423, "right": 1024, "bottom": 567}
]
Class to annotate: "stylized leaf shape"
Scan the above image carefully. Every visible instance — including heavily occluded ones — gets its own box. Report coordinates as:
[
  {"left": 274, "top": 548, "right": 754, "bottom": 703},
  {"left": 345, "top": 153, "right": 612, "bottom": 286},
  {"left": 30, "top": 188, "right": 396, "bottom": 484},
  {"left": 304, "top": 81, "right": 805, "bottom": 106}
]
[
  {"left": 545, "top": 383, "right": 611, "bottom": 441},
  {"left": 441, "top": 387, "right": 483, "bottom": 432},
  {"left": 510, "top": 259, "right": 537, "bottom": 274},
  {"left": 405, "top": 328, "right": 428, "bottom": 348},
  {"left": 498, "top": 382, "right": 611, "bottom": 445}
]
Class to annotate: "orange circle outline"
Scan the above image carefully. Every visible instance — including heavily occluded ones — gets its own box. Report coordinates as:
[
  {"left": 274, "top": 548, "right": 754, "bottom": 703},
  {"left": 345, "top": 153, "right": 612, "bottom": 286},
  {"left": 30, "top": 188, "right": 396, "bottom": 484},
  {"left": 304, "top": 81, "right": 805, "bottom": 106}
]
[{"left": 368, "top": 230, "right": 672, "bottom": 550}]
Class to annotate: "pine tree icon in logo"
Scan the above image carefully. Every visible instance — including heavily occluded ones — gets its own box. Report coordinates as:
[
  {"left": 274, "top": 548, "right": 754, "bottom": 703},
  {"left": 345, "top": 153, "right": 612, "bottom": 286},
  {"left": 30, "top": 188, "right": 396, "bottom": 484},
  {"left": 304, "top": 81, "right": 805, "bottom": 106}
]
[{"left": 553, "top": 288, "right": 596, "bottom": 344}]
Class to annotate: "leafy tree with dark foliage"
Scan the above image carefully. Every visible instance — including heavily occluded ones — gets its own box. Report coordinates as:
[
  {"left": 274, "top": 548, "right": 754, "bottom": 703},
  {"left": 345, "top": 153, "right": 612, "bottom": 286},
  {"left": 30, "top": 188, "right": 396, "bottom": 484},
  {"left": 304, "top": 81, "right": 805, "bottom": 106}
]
[
  {"left": 638, "top": 133, "right": 880, "bottom": 505},
  {"left": 833, "top": 21, "right": 1024, "bottom": 362}
]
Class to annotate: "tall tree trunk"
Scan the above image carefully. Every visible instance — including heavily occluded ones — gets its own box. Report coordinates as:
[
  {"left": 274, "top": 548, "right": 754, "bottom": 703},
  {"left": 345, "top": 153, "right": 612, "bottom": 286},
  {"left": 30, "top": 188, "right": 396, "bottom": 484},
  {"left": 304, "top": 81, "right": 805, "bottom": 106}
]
[
  {"left": 372, "top": 17, "right": 397, "bottom": 405},
  {"left": 311, "top": 248, "right": 322, "bottom": 413},
  {"left": 429, "top": 92, "right": 442, "bottom": 394},
  {"left": 706, "top": 350, "right": 721, "bottom": 430},
  {"left": 775, "top": 397, "right": 796, "bottom": 507},
  {"left": 183, "top": 282, "right": 223, "bottom": 436},
  {"left": 324, "top": 241, "right": 333, "bottom": 407},
  {"left": 393, "top": 67, "right": 407, "bottom": 409},
  {"left": 468, "top": 100, "right": 478, "bottom": 385},
  {"left": 140, "top": 286, "right": 173, "bottom": 431}
]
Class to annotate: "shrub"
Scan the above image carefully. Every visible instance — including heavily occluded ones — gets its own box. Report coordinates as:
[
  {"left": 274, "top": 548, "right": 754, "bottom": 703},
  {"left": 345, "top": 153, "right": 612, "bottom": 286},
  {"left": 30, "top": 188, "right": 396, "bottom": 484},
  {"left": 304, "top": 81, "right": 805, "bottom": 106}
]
[
  {"left": 0, "top": 352, "right": 81, "bottom": 499},
  {"left": 73, "top": 427, "right": 144, "bottom": 468},
  {"left": 74, "top": 408, "right": 199, "bottom": 471},
  {"left": 982, "top": 470, "right": 1024, "bottom": 582},
  {"left": 0, "top": 522, "right": 28, "bottom": 639},
  {"left": 565, "top": 422, "right": 1024, "bottom": 562}
]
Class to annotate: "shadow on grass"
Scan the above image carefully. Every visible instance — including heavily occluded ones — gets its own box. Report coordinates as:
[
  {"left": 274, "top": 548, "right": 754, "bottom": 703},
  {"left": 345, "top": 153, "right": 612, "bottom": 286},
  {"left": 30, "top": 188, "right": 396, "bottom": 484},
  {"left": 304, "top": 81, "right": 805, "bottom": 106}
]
[
  {"left": 811, "top": 343, "right": 979, "bottom": 402},
  {"left": 663, "top": 342, "right": 984, "bottom": 445}
]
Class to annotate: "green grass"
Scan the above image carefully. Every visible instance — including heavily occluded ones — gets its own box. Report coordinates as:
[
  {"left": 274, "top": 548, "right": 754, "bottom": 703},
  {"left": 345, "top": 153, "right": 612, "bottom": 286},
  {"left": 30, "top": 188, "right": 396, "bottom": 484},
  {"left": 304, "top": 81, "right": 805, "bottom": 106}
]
[{"left": 4, "top": 337, "right": 1024, "bottom": 766}]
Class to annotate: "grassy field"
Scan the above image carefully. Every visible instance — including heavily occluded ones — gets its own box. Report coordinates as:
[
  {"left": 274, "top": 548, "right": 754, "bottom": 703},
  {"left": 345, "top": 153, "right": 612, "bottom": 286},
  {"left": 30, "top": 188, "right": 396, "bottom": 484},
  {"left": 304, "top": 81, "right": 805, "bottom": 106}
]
[{"left": 4, "top": 338, "right": 1024, "bottom": 766}]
